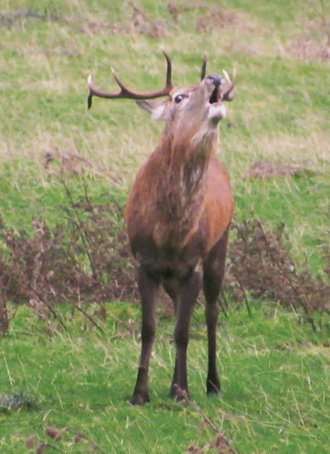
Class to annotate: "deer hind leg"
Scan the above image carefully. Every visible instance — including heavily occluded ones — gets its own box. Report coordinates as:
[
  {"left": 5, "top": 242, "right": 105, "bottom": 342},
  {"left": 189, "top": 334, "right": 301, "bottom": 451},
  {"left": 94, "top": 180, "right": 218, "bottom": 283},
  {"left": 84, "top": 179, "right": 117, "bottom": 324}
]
[
  {"left": 163, "top": 279, "right": 179, "bottom": 397},
  {"left": 203, "top": 228, "right": 229, "bottom": 395},
  {"left": 130, "top": 266, "right": 160, "bottom": 406},
  {"left": 169, "top": 267, "right": 202, "bottom": 403},
  {"left": 162, "top": 280, "right": 181, "bottom": 398}
]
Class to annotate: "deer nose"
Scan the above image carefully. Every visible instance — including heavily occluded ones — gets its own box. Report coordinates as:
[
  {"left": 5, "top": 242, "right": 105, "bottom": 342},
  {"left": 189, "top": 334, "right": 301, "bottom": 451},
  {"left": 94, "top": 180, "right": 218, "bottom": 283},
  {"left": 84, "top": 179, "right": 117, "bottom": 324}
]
[{"left": 206, "top": 74, "right": 222, "bottom": 87}]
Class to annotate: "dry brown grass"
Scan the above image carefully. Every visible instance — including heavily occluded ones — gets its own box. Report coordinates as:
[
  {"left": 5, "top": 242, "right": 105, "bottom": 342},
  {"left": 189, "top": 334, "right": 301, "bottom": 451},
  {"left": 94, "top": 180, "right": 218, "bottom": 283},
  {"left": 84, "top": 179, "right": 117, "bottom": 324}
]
[
  {"left": 246, "top": 160, "right": 320, "bottom": 180},
  {"left": 289, "top": 36, "right": 330, "bottom": 61},
  {"left": 80, "top": 0, "right": 171, "bottom": 38},
  {"left": 195, "top": 8, "right": 256, "bottom": 34},
  {"left": 253, "top": 132, "right": 330, "bottom": 163}
]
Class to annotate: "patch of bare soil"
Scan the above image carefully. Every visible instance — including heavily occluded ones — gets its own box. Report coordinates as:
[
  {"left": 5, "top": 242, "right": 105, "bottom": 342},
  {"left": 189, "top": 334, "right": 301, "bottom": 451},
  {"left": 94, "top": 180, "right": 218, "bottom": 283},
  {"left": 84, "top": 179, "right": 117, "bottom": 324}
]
[
  {"left": 195, "top": 9, "right": 255, "bottom": 33},
  {"left": 246, "top": 159, "right": 318, "bottom": 180}
]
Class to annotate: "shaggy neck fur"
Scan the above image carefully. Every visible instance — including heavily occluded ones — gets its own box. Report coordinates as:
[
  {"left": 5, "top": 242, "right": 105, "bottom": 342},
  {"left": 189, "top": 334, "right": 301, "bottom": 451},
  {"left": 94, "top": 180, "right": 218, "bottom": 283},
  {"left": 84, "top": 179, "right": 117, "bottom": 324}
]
[{"left": 153, "top": 126, "right": 218, "bottom": 246}]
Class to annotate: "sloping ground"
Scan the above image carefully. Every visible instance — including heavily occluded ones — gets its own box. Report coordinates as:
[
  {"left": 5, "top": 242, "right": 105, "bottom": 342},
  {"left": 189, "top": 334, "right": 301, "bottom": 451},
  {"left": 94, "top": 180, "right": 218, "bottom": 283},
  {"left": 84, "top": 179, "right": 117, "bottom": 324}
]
[{"left": 0, "top": 1, "right": 329, "bottom": 453}]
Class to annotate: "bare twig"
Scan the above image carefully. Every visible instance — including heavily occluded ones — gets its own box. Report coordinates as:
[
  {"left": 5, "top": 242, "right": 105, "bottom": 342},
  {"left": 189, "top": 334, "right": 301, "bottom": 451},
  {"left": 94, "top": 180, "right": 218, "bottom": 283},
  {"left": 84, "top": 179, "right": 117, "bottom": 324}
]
[
  {"left": 72, "top": 303, "right": 104, "bottom": 333},
  {"left": 231, "top": 269, "right": 251, "bottom": 317},
  {"left": 60, "top": 174, "right": 98, "bottom": 280},
  {"left": 0, "top": 292, "right": 9, "bottom": 335},
  {"left": 29, "top": 287, "right": 67, "bottom": 331},
  {"left": 218, "top": 292, "right": 228, "bottom": 318}
]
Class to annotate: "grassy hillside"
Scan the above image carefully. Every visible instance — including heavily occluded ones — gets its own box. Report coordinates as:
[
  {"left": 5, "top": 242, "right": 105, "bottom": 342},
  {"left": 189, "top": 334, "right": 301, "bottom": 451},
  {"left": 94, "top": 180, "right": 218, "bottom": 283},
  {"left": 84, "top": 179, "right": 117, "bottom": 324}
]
[
  {"left": 1, "top": 0, "right": 329, "bottom": 273},
  {"left": 0, "top": 0, "right": 329, "bottom": 453}
]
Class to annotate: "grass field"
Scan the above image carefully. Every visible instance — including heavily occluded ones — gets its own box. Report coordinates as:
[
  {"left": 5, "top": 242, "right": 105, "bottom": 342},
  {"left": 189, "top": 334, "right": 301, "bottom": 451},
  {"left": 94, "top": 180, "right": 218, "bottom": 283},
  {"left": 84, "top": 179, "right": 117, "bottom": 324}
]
[
  {"left": 1, "top": 304, "right": 329, "bottom": 453},
  {"left": 0, "top": 0, "right": 330, "bottom": 453}
]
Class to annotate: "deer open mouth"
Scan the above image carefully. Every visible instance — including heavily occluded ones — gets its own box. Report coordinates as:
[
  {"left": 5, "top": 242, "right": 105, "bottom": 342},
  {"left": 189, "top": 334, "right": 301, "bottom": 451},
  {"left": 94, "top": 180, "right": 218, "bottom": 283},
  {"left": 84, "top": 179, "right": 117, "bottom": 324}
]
[
  {"left": 207, "top": 85, "right": 226, "bottom": 122},
  {"left": 209, "top": 86, "right": 220, "bottom": 104}
]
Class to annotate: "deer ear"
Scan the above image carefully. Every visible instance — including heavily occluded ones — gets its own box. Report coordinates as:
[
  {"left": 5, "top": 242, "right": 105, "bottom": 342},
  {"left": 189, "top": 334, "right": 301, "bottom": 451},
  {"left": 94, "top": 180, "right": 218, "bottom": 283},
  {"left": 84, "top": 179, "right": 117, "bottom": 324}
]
[{"left": 136, "top": 100, "right": 169, "bottom": 121}]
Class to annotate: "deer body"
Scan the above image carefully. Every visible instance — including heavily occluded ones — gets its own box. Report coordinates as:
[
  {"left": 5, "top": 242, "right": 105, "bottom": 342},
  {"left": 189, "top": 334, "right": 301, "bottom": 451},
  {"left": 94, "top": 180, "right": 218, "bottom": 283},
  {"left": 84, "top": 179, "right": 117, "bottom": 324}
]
[
  {"left": 126, "top": 136, "right": 233, "bottom": 266},
  {"left": 88, "top": 51, "right": 235, "bottom": 405}
]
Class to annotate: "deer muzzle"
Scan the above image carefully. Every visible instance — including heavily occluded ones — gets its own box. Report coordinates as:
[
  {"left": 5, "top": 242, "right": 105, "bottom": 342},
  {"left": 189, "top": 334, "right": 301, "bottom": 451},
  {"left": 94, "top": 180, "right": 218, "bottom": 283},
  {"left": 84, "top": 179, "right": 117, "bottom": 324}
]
[{"left": 205, "top": 74, "right": 222, "bottom": 104}]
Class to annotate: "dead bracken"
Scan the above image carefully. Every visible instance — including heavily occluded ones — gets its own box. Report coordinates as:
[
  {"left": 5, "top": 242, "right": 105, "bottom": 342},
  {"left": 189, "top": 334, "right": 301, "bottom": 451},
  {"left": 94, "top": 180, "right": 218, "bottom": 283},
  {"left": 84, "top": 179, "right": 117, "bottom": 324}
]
[
  {"left": 195, "top": 8, "right": 256, "bottom": 33},
  {"left": 80, "top": 0, "right": 171, "bottom": 38},
  {"left": 290, "top": 35, "right": 330, "bottom": 61},
  {"left": 0, "top": 187, "right": 138, "bottom": 336},
  {"left": 226, "top": 219, "right": 330, "bottom": 330},
  {"left": 246, "top": 159, "right": 318, "bottom": 180},
  {"left": 24, "top": 426, "right": 102, "bottom": 454},
  {"left": 0, "top": 185, "right": 329, "bottom": 336}
]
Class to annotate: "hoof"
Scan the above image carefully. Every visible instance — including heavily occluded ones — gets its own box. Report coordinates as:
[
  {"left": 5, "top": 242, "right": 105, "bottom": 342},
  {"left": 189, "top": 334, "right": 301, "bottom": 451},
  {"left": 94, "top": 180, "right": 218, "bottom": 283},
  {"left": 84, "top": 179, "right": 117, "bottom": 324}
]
[
  {"left": 171, "top": 384, "right": 190, "bottom": 405},
  {"left": 130, "top": 392, "right": 150, "bottom": 406},
  {"left": 207, "top": 379, "right": 221, "bottom": 395},
  {"left": 169, "top": 383, "right": 177, "bottom": 398}
]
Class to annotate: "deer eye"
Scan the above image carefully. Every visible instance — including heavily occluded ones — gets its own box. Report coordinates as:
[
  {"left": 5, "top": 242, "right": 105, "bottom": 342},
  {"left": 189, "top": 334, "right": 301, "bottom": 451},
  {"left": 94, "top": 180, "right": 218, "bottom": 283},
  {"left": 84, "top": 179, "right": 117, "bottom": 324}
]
[{"left": 174, "top": 94, "right": 184, "bottom": 104}]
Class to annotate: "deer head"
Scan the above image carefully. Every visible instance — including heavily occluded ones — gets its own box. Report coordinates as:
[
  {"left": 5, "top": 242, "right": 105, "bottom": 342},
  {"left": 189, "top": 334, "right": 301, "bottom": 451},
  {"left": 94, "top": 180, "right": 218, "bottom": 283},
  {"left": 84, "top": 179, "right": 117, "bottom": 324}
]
[{"left": 87, "top": 50, "right": 236, "bottom": 139}]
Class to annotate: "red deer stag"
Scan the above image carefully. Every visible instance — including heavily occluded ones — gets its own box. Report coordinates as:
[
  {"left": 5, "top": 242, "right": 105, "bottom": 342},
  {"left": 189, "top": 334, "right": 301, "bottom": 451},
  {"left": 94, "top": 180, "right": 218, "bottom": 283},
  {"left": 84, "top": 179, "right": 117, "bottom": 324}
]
[{"left": 87, "top": 50, "right": 235, "bottom": 405}]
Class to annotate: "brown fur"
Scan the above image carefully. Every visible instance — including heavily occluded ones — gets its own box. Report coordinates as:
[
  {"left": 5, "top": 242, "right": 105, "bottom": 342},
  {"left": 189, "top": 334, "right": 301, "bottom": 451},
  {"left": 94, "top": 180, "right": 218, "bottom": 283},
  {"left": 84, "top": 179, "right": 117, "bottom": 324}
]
[
  {"left": 126, "top": 75, "right": 234, "bottom": 405},
  {"left": 87, "top": 53, "right": 235, "bottom": 404}
]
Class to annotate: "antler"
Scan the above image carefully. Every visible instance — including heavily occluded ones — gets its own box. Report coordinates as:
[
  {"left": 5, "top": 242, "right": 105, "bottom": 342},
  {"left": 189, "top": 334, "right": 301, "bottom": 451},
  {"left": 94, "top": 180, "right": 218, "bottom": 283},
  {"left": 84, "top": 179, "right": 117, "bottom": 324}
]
[
  {"left": 200, "top": 53, "right": 207, "bottom": 80},
  {"left": 221, "top": 68, "right": 237, "bottom": 101},
  {"left": 87, "top": 49, "right": 173, "bottom": 109}
]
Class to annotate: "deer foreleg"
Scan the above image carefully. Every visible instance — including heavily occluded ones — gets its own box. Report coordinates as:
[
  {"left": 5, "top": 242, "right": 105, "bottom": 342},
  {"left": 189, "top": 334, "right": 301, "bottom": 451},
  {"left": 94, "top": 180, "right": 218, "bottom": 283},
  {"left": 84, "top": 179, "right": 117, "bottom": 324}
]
[
  {"left": 130, "top": 266, "right": 159, "bottom": 406},
  {"left": 171, "top": 268, "right": 202, "bottom": 403},
  {"left": 203, "top": 230, "right": 229, "bottom": 395}
]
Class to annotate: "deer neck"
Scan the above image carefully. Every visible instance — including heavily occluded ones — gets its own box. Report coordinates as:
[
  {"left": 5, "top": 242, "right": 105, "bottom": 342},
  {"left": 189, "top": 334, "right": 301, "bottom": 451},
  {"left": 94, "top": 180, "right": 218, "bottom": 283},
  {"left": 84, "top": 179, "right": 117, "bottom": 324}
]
[{"left": 157, "top": 128, "right": 218, "bottom": 223}]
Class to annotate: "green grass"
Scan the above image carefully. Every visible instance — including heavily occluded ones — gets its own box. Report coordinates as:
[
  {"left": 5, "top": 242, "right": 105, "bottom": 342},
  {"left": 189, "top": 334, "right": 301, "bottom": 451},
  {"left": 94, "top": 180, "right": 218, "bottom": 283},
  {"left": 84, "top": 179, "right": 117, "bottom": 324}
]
[
  {"left": 1, "top": 0, "right": 330, "bottom": 453},
  {"left": 1, "top": 0, "right": 329, "bottom": 271},
  {"left": 0, "top": 304, "right": 329, "bottom": 454}
]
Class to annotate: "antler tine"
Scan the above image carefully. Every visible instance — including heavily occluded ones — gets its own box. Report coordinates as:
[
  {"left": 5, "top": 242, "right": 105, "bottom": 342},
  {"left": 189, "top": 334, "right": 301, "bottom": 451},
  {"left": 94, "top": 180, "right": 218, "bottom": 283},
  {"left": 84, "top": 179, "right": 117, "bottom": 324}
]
[
  {"left": 87, "top": 49, "right": 173, "bottom": 110},
  {"left": 221, "top": 68, "right": 236, "bottom": 102},
  {"left": 87, "top": 73, "right": 125, "bottom": 109},
  {"left": 160, "top": 47, "right": 173, "bottom": 90},
  {"left": 200, "top": 53, "right": 207, "bottom": 81}
]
